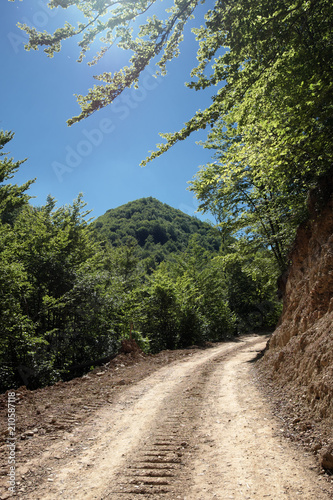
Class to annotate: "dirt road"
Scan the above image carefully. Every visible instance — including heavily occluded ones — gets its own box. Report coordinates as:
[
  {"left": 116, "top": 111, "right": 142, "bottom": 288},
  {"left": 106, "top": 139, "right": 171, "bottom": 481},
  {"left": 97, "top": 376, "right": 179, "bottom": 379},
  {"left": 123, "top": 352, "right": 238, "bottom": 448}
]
[{"left": 8, "top": 336, "right": 333, "bottom": 499}]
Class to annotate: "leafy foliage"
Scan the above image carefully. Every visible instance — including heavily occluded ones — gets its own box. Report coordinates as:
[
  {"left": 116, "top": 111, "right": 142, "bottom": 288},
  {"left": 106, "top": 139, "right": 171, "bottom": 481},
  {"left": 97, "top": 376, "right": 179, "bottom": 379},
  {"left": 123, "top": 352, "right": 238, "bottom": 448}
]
[
  {"left": 90, "top": 197, "right": 222, "bottom": 269},
  {"left": 135, "top": 235, "right": 281, "bottom": 353},
  {"left": 15, "top": 0, "right": 200, "bottom": 126},
  {"left": 14, "top": 0, "right": 333, "bottom": 271},
  {"left": 15, "top": 0, "right": 333, "bottom": 178},
  {"left": 5, "top": 0, "right": 330, "bottom": 392},
  {"left": 0, "top": 130, "right": 35, "bottom": 224},
  {"left": 189, "top": 126, "right": 308, "bottom": 272},
  {"left": 0, "top": 134, "right": 280, "bottom": 391}
]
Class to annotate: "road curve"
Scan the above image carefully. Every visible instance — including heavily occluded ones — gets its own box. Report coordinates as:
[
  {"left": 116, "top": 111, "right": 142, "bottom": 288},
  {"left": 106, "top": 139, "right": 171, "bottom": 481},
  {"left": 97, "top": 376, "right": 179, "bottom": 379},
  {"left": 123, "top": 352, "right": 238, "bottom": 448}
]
[{"left": 23, "top": 335, "right": 332, "bottom": 500}]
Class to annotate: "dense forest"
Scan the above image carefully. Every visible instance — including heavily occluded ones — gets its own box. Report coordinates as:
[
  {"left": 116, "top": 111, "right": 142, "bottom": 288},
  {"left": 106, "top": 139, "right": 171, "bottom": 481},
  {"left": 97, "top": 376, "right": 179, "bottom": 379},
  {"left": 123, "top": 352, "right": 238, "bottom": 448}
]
[
  {"left": 90, "top": 197, "right": 221, "bottom": 269},
  {"left": 0, "top": 133, "right": 281, "bottom": 391},
  {"left": 2, "top": 0, "right": 332, "bottom": 392}
]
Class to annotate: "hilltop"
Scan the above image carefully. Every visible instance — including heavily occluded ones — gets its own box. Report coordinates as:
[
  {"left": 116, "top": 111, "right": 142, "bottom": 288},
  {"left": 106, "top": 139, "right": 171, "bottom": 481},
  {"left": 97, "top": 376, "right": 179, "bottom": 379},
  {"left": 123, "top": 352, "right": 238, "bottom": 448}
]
[{"left": 90, "top": 197, "right": 222, "bottom": 266}]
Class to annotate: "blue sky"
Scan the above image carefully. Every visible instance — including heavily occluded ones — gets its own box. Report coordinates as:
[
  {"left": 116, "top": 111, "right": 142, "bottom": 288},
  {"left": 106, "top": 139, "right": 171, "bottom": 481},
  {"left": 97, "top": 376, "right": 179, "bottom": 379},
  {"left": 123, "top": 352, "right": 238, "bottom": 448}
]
[{"left": 1, "top": 0, "right": 219, "bottom": 222}]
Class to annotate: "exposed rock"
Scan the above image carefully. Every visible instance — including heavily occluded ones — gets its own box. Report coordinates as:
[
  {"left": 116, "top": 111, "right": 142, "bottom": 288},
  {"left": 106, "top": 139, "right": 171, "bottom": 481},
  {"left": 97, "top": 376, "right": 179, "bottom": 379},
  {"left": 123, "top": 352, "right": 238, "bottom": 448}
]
[
  {"left": 260, "top": 170, "right": 333, "bottom": 451},
  {"left": 311, "top": 441, "right": 322, "bottom": 453},
  {"left": 270, "top": 174, "right": 333, "bottom": 350},
  {"left": 320, "top": 444, "right": 333, "bottom": 471}
]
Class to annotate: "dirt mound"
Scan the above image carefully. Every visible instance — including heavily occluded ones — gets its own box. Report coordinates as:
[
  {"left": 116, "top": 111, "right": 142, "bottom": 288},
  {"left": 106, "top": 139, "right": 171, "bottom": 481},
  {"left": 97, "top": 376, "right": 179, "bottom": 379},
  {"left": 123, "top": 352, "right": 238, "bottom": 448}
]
[
  {"left": 258, "top": 173, "right": 333, "bottom": 470},
  {"left": 119, "top": 339, "right": 142, "bottom": 354}
]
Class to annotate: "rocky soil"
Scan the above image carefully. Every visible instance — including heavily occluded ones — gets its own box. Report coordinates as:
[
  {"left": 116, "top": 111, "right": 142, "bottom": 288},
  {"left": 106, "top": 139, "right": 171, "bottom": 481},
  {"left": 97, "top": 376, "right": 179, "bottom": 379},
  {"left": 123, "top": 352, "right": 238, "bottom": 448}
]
[{"left": 259, "top": 172, "right": 333, "bottom": 472}]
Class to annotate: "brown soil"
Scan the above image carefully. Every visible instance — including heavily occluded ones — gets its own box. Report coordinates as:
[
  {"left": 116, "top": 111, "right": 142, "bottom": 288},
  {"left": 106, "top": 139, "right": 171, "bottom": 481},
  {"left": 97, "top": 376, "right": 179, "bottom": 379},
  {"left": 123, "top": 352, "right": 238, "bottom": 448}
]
[
  {"left": 259, "top": 173, "right": 333, "bottom": 472},
  {"left": 1, "top": 335, "right": 332, "bottom": 499}
]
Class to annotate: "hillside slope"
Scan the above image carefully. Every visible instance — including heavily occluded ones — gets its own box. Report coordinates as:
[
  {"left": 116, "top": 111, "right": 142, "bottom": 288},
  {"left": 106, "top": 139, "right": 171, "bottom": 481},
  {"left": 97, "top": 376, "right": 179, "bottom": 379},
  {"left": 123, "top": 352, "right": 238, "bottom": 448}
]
[
  {"left": 259, "top": 172, "right": 333, "bottom": 469},
  {"left": 90, "top": 197, "right": 222, "bottom": 265}
]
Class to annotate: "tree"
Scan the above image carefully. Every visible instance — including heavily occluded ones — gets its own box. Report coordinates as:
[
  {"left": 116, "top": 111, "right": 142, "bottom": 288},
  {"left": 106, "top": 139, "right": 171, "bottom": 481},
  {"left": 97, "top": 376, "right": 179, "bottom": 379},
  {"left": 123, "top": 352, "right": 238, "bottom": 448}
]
[
  {"left": 139, "top": 268, "right": 181, "bottom": 352},
  {"left": 147, "top": 0, "right": 333, "bottom": 174},
  {"left": 0, "top": 130, "right": 35, "bottom": 223},
  {"left": 14, "top": 0, "right": 332, "bottom": 173},
  {"left": 216, "top": 246, "right": 282, "bottom": 332},
  {"left": 188, "top": 120, "right": 307, "bottom": 272},
  {"left": 139, "top": 236, "right": 237, "bottom": 349},
  {"left": 15, "top": 0, "right": 333, "bottom": 257},
  {"left": 0, "top": 191, "right": 118, "bottom": 389},
  {"left": 0, "top": 222, "right": 37, "bottom": 390},
  {"left": 0, "top": 131, "right": 37, "bottom": 389},
  {"left": 15, "top": 0, "right": 200, "bottom": 126}
]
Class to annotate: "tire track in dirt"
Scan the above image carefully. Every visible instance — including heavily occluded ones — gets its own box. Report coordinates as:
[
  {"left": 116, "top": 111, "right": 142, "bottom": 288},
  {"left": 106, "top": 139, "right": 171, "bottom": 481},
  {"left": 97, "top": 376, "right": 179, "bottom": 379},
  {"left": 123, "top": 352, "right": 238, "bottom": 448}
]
[
  {"left": 16, "top": 336, "right": 333, "bottom": 499},
  {"left": 187, "top": 339, "right": 332, "bottom": 500},
  {"left": 105, "top": 348, "right": 221, "bottom": 498},
  {"left": 21, "top": 340, "right": 240, "bottom": 499}
]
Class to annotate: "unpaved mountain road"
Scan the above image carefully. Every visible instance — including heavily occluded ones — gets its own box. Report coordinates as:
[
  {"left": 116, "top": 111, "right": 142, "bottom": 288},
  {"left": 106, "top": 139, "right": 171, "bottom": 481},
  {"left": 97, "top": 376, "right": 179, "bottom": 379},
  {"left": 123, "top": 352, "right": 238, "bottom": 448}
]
[{"left": 8, "top": 335, "right": 333, "bottom": 499}]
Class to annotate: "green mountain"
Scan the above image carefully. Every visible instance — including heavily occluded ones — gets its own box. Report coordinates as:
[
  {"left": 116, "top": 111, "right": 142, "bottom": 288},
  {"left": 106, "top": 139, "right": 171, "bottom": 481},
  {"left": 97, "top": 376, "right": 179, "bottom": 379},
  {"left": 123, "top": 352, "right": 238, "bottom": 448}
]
[{"left": 90, "top": 197, "right": 221, "bottom": 265}]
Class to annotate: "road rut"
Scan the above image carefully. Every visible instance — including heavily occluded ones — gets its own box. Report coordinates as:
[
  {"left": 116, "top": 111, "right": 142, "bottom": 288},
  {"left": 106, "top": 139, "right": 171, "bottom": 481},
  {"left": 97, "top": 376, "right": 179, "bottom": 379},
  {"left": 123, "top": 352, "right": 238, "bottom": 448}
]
[{"left": 20, "top": 335, "right": 332, "bottom": 499}]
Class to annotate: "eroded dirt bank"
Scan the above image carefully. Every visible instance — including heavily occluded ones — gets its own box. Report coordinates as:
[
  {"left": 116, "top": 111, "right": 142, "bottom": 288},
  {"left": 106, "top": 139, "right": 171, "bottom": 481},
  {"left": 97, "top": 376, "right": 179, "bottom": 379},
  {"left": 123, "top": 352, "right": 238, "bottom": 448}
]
[
  {"left": 1, "top": 335, "right": 332, "bottom": 499},
  {"left": 259, "top": 173, "right": 333, "bottom": 470}
]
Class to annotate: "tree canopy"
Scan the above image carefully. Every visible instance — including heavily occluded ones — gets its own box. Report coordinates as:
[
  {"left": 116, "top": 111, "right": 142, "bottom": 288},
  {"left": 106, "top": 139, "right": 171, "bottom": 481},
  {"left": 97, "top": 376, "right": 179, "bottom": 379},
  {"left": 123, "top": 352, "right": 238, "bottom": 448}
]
[
  {"left": 90, "top": 197, "right": 222, "bottom": 268},
  {"left": 15, "top": 0, "right": 201, "bottom": 126},
  {"left": 14, "top": 0, "right": 332, "bottom": 172},
  {"left": 14, "top": 0, "right": 333, "bottom": 262},
  {"left": 186, "top": 0, "right": 332, "bottom": 270}
]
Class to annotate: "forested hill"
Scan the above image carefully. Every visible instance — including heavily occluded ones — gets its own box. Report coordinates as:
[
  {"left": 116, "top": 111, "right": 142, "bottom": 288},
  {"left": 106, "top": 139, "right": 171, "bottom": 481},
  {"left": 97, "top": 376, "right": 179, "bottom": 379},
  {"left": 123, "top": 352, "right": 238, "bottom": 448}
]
[{"left": 90, "top": 197, "right": 222, "bottom": 264}]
